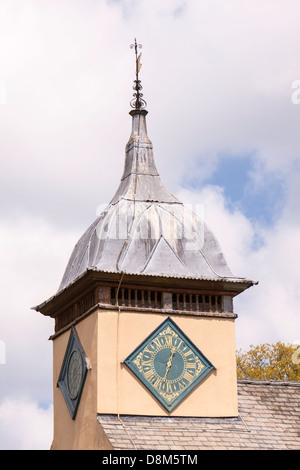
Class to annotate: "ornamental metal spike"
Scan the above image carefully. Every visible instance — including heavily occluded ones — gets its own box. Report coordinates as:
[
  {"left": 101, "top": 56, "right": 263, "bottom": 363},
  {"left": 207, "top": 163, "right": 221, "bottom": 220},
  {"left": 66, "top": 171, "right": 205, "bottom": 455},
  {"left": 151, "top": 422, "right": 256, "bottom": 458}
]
[{"left": 130, "top": 38, "right": 147, "bottom": 110}]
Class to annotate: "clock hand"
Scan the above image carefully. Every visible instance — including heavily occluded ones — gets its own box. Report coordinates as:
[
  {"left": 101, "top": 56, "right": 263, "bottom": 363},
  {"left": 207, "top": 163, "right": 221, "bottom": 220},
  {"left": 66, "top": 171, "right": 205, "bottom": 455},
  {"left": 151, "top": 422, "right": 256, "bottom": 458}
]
[{"left": 162, "top": 348, "right": 176, "bottom": 382}]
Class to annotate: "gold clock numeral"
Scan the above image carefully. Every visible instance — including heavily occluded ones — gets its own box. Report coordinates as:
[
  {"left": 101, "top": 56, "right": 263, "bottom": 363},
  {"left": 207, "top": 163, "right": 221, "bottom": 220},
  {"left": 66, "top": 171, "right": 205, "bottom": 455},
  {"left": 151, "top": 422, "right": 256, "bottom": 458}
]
[
  {"left": 144, "top": 369, "right": 156, "bottom": 380},
  {"left": 124, "top": 318, "right": 215, "bottom": 412},
  {"left": 182, "top": 370, "right": 194, "bottom": 382},
  {"left": 164, "top": 335, "right": 173, "bottom": 348}
]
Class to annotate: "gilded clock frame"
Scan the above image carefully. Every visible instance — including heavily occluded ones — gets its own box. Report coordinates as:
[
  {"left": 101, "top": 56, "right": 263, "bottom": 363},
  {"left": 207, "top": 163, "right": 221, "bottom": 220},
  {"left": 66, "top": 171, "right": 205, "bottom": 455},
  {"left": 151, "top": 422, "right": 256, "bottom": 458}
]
[
  {"left": 124, "top": 317, "right": 215, "bottom": 412},
  {"left": 57, "top": 327, "right": 88, "bottom": 420}
]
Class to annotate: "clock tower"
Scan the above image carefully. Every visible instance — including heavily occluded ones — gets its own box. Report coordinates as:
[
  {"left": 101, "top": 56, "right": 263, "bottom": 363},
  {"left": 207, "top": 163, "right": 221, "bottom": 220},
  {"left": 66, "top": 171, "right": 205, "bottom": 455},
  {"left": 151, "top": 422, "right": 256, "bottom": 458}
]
[{"left": 34, "top": 41, "right": 256, "bottom": 450}]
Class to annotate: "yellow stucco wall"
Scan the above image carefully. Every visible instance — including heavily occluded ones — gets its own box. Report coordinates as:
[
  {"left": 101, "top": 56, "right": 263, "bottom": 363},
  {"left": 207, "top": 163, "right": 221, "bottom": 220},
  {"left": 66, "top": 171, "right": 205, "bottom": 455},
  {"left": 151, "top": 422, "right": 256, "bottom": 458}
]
[
  {"left": 52, "top": 312, "right": 113, "bottom": 450},
  {"left": 97, "top": 309, "right": 238, "bottom": 417},
  {"left": 52, "top": 307, "right": 238, "bottom": 449}
]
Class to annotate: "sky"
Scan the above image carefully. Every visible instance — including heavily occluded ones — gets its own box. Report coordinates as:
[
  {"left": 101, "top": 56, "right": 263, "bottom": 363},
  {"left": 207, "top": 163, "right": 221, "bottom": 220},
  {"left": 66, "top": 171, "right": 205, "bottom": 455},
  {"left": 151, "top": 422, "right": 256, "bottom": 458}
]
[{"left": 0, "top": 0, "right": 300, "bottom": 449}]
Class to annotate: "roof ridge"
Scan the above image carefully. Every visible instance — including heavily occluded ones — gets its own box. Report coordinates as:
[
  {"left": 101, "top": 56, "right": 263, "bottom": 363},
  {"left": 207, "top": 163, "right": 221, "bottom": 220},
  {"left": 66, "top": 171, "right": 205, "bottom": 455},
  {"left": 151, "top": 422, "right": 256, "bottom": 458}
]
[{"left": 238, "top": 378, "right": 300, "bottom": 386}]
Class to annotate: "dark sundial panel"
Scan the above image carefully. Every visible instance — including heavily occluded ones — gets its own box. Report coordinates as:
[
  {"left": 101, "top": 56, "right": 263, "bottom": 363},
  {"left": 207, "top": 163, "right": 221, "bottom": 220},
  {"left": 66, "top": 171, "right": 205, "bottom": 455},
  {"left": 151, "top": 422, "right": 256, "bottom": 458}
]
[
  {"left": 124, "top": 317, "right": 215, "bottom": 412},
  {"left": 57, "top": 327, "right": 88, "bottom": 420}
]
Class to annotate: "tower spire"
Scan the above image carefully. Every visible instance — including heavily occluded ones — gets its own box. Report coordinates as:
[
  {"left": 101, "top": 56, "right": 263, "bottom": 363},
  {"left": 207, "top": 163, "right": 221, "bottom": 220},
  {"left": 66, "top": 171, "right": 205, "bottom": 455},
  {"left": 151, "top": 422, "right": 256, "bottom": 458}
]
[{"left": 130, "top": 39, "right": 147, "bottom": 111}]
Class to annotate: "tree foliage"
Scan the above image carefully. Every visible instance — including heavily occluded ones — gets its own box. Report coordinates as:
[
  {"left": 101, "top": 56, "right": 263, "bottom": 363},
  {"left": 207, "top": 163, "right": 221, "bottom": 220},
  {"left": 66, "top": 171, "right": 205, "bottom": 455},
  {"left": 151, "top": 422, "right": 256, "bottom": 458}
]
[{"left": 236, "top": 342, "right": 300, "bottom": 381}]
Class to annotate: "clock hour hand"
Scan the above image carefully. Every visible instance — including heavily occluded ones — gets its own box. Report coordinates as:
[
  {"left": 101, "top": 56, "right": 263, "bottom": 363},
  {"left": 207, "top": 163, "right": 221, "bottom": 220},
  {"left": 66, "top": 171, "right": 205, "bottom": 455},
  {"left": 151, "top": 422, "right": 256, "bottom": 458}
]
[{"left": 162, "top": 348, "right": 176, "bottom": 382}]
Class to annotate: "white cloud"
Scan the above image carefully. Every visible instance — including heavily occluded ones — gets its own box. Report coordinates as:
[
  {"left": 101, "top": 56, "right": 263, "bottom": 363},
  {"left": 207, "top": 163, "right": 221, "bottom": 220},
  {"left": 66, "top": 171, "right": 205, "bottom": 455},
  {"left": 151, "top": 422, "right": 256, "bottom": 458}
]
[
  {"left": 0, "top": 217, "right": 77, "bottom": 404},
  {"left": 0, "top": 397, "right": 52, "bottom": 450},
  {"left": 1, "top": 0, "right": 299, "bottom": 225},
  {"left": 178, "top": 184, "right": 300, "bottom": 349},
  {"left": 0, "top": 0, "right": 300, "bottom": 449},
  {"left": 178, "top": 185, "right": 255, "bottom": 276},
  {"left": 235, "top": 218, "right": 300, "bottom": 347}
]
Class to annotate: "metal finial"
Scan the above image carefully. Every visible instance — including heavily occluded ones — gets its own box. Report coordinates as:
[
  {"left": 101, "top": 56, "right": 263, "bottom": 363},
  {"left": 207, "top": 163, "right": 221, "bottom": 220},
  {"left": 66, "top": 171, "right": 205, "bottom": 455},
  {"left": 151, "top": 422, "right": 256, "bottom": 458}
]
[{"left": 129, "top": 39, "right": 147, "bottom": 110}]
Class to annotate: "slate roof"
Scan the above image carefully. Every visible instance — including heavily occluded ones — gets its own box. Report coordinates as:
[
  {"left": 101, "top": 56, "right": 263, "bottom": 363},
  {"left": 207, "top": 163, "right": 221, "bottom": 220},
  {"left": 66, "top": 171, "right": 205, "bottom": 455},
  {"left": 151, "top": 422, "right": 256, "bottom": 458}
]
[{"left": 97, "top": 380, "right": 300, "bottom": 450}]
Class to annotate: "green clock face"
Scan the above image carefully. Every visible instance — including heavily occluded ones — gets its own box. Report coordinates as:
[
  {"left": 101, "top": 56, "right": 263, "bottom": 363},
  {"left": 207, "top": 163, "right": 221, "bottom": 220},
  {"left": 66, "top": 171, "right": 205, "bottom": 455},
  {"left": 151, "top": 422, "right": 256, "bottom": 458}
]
[
  {"left": 67, "top": 349, "right": 83, "bottom": 399},
  {"left": 124, "top": 317, "right": 215, "bottom": 412},
  {"left": 57, "top": 327, "right": 88, "bottom": 420}
]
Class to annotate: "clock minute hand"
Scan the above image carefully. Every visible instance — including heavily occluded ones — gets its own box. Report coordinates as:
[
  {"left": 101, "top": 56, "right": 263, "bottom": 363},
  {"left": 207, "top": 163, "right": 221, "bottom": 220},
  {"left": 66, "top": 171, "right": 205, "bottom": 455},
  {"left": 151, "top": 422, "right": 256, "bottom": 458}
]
[{"left": 162, "top": 348, "right": 176, "bottom": 382}]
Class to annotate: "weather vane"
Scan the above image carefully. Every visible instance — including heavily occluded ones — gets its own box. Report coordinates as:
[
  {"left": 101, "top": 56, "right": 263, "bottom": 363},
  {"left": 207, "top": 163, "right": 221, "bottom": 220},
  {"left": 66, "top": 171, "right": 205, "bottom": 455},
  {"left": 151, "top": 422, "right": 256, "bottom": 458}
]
[{"left": 130, "top": 39, "right": 147, "bottom": 110}]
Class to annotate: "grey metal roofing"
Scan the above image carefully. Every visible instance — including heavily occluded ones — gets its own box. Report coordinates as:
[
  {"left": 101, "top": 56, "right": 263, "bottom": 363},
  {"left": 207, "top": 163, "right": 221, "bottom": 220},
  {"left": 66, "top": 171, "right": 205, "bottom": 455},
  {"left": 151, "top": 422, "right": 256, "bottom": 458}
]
[{"left": 59, "top": 109, "right": 246, "bottom": 292}]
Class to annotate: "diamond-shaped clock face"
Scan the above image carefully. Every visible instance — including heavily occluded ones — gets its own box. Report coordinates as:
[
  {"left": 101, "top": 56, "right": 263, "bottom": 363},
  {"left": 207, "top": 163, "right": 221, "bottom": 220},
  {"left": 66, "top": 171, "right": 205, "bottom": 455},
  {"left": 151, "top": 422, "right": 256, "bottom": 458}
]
[
  {"left": 124, "top": 317, "right": 215, "bottom": 412},
  {"left": 57, "top": 327, "right": 88, "bottom": 420}
]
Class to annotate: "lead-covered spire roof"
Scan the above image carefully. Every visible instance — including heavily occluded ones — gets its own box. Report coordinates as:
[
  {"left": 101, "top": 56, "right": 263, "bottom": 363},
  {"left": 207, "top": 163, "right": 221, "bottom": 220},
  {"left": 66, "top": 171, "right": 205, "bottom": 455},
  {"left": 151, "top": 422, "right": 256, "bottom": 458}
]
[
  {"left": 111, "top": 39, "right": 180, "bottom": 205},
  {"left": 57, "top": 41, "right": 244, "bottom": 292}
]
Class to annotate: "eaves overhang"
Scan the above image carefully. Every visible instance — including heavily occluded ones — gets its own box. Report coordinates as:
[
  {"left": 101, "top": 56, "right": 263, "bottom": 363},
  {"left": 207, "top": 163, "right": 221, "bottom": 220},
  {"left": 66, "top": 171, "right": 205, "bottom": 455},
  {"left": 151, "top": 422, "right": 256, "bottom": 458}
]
[{"left": 33, "top": 268, "right": 258, "bottom": 318}]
